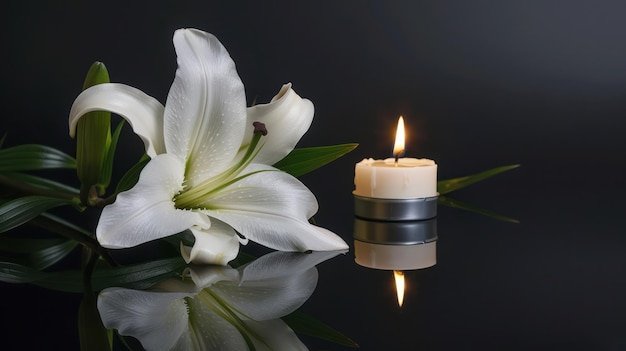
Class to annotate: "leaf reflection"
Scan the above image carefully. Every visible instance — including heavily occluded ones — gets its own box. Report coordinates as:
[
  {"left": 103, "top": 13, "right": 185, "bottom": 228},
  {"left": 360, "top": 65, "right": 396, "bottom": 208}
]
[{"left": 97, "top": 250, "right": 344, "bottom": 351}]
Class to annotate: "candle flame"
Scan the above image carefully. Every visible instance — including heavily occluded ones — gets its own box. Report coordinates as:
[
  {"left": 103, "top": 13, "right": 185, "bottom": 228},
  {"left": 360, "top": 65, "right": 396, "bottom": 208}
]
[
  {"left": 393, "top": 116, "right": 405, "bottom": 158},
  {"left": 393, "top": 270, "right": 405, "bottom": 307}
]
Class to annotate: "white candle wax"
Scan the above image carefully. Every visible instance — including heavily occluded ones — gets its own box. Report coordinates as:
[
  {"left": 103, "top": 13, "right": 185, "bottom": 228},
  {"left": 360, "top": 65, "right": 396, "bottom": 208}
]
[{"left": 353, "top": 157, "right": 437, "bottom": 199}]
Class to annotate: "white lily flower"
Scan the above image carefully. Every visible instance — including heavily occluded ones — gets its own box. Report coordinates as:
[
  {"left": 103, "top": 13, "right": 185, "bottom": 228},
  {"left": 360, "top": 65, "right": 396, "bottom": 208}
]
[
  {"left": 69, "top": 28, "right": 348, "bottom": 264},
  {"left": 97, "top": 251, "right": 344, "bottom": 351}
]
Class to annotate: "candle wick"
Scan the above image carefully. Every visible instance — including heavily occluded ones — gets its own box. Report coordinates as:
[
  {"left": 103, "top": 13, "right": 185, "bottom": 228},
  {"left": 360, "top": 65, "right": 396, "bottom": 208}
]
[{"left": 393, "top": 149, "right": 404, "bottom": 166}]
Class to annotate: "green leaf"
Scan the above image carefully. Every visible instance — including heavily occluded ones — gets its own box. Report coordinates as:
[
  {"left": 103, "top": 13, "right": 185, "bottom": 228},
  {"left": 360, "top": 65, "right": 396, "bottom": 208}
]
[
  {"left": 0, "top": 237, "right": 79, "bottom": 270},
  {"left": 0, "top": 256, "right": 186, "bottom": 292},
  {"left": 97, "top": 121, "right": 124, "bottom": 194},
  {"left": 0, "top": 237, "right": 68, "bottom": 253},
  {"left": 273, "top": 144, "right": 358, "bottom": 177},
  {"left": 0, "top": 262, "right": 47, "bottom": 283},
  {"left": 23, "top": 240, "right": 78, "bottom": 270},
  {"left": 0, "top": 144, "right": 76, "bottom": 171},
  {"left": 438, "top": 196, "right": 519, "bottom": 223},
  {"left": 2, "top": 172, "right": 79, "bottom": 194},
  {"left": 89, "top": 256, "right": 187, "bottom": 291},
  {"left": 0, "top": 196, "right": 75, "bottom": 233},
  {"left": 76, "top": 62, "right": 112, "bottom": 199},
  {"left": 283, "top": 311, "right": 359, "bottom": 348},
  {"left": 437, "top": 164, "right": 520, "bottom": 195},
  {"left": 40, "top": 212, "right": 92, "bottom": 236},
  {"left": 115, "top": 154, "right": 150, "bottom": 193}
]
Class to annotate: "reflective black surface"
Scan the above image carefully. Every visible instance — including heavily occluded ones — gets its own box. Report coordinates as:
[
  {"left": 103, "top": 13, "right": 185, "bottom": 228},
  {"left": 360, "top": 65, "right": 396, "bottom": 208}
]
[{"left": 2, "top": 1, "right": 625, "bottom": 350}]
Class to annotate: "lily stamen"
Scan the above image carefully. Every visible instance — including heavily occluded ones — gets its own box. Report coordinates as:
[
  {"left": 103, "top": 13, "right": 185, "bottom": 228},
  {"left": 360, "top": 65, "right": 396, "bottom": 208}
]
[{"left": 253, "top": 121, "right": 267, "bottom": 136}]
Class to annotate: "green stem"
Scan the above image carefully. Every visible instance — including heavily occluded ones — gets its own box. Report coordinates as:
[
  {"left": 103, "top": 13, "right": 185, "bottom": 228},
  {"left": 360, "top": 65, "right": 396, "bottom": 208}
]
[
  {"left": 81, "top": 184, "right": 110, "bottom": 209},
  {"left": 81, "top": 246, "right": 99, "bottom": 291},
  {"left": 95, "top": 193, "right": 117, "bottom": 209}
]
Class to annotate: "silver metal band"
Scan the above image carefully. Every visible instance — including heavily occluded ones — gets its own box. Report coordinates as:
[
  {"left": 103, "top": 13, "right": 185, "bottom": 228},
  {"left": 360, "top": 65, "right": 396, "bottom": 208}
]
[
  {"left": 353, "top": 194, "right": 438, "bottom": 221},
  {"left": 353, "top": 217, "right": 438, "bottom": 245}
]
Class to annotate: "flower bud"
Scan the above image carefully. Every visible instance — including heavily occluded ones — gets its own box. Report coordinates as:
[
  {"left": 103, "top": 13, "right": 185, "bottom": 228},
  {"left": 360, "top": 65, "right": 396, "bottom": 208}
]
[{"left": 76, "top": 62, "right": 111, "bottom": 204}]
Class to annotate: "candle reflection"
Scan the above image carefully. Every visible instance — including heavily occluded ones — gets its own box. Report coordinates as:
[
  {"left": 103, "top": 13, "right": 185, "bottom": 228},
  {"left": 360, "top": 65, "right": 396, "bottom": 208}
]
[
  {"left": 97, "top": 251, "right": 344, "bottom": 351},
  {"left": 353, "top": 217, "right": 437, "bottom": 307},
  {"left": 353, "top": 218, "right": 437, "bottom": 270}
]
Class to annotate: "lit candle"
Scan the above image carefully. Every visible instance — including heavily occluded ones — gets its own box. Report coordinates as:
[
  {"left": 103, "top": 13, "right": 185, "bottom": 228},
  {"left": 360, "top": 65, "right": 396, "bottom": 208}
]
[
  {"left": 353, "top": 116, "right": 438, "bottom": 220},
  {"left": 354, "top": 116, "right": 437, "bottom": 199},
  {"left": 353, "top": 158, "right": 437, "bottom": 199}
]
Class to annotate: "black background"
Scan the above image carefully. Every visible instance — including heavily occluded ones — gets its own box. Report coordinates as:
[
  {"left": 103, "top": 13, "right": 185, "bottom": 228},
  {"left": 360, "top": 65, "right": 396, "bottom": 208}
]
[{"left": 1, "top": 1, "right": 625, "bottom": 350}]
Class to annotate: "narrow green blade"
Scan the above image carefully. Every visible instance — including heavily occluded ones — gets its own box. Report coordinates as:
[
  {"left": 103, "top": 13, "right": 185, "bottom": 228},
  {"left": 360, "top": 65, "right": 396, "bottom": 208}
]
[
  {"left": 0, "top": 144, "right": 76, "bottom": 171},
  {"left": 438, "top": 196, "right": 519, "bottom": 223},
  {"left": 437, "top": 164, "right": 520, "bottom": 195},
  {"left": 283, "top": 311, "right": 359, "bottom": 348},
  {"left": 40, "top": 212, "right": 92, "bottom": 236},
  {"left": 0, "top": 262, "right": 44, "bottom": 283},
  {"left": 273, "top": 144, "right": 358, "bottom": 177},
  {"left": 2, "top": 172, "right": 79, "bottom": 194},
  {"left": 0, "top": 237, "right": 78, "bottom": 270},
  {"left": 115, "top": 154, "right": 150, "bottom": 193},
  {"left": 0, "top": 256, "right": 186, "bottom": 292},
  {"left": 97, "top": 121, "right": 124, "bottom": 194},
  {"left": 89, "top": 256, "right": 187, "bottom": 291},
  {"left": 0, "top": 237, "right": 68, "bottom": 253},
  {"left": 0, "top": 196, "right": 75, "bottom": 233}
]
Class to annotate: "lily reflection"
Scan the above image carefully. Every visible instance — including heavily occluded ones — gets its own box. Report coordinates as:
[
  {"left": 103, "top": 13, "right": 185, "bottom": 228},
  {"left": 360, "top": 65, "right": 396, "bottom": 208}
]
[{"left": 97, "top": 250, "right": 343, "bottom": 350}]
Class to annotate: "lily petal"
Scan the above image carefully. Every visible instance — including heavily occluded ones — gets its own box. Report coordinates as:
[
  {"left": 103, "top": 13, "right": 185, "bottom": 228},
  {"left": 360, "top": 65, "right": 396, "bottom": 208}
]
[
  {"left": 97, "top": 154, "right": 211, "bottom": 248},
  {"left": 182, "top": 296, "right": 250, "bottom": 350},
  {"left": 97, "top": 288, "right": 191, "bottom": 351},
  {"left": 181, "top": 220, "right": 240, "bottom": 265},
  {"left": 184, "top": 265, "right": 240, "bottom": 289},
  {"left": 219, "top": 251, "right": 343, "bottom": 321},
  {"left": 211, "top": 263, "right": 317, "bottom": 321},
  {"left": 69, "top": 83, "right": 166, "bottom": 157},
  {"left": 99, "top": 286, "right": 250, "bottom": 351},
  {"left": 239, "top": 250, "right": 346, "bottom": 282},
  {"left": 164, "top": 28, "right": 247, "bottom": 186},
  {"left": 220, "top": 212, "right": 349, "bottom": 252},
  {"left": 244, "top": 83, "right": 314, "bottom": 165},
  {"left": 204, "top": 165, "right": 349, "bottom": 252},
  {"left": 201, "top": 164, "right": 317, "bottom": 219},
  {"left": 97, "top": 250, "right": 334, "bottom": 350}
]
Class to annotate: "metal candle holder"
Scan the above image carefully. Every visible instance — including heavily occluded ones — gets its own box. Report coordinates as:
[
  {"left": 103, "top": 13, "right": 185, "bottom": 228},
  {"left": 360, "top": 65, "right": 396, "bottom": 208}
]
[{"left": 353, "top": 194, "right": 438, "bottom": 221}]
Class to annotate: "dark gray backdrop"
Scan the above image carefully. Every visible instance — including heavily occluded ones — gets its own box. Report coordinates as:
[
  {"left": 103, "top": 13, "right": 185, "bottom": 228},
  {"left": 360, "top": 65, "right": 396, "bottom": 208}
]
[{"left": 2, "top": 1, "right": 625, "bottom": 350}]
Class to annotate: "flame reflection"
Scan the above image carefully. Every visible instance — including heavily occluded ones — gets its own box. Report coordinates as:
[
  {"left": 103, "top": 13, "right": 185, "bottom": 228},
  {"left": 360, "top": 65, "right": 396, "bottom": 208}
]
[{"left": 393, "top": 270, "right": 405, "bottom": 307}]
